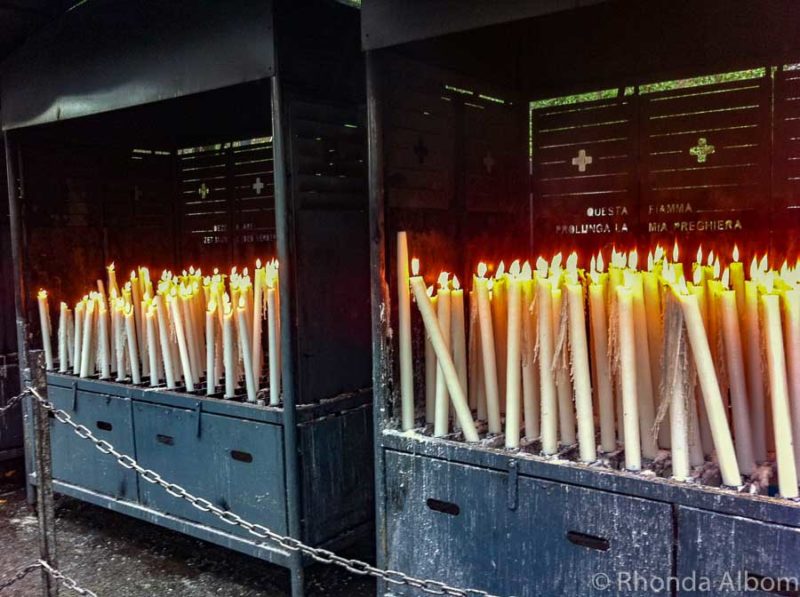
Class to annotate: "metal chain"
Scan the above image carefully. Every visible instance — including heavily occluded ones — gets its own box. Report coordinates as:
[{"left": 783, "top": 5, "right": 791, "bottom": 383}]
[
  {"left": 0, "top": 389, "right": 28, "bottom": 417},
  {"left": 0, "top": 562, "right": 40, "bottom": 593},
  {"left": 28, "top": 386, "right": 497, "bottom": 597},
  {"left": 38, "top": 560, "right": 98, "bottom": 597}
]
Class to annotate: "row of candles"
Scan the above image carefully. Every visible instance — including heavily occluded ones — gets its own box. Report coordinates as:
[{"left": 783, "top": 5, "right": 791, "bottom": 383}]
[
  {"left": 397, "top": 231, "right": 800, "bottom": 498},
  {"left": 36, "top": 260, "right": 282, "bottom": 404}
]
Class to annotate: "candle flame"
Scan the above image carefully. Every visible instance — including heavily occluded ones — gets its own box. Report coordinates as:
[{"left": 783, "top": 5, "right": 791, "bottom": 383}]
[
  {"left": 477, "top": 262, "right": 487, "bottom": 278},
  {"left": 565, "top": 252, "right": 577, "bottom": 274},
  {"left": 535, "top": 257, "right": 548, "bottom": 277},
  {"left": 732, "top": 244, "right": 740, "bottom": 263},
  {"left": 750, "top": 257, "right": 759, "bottom": 281},
  {"left": 693, "top": 266, "right": 702, "bottom": 286},
  {"left": 508, "top": 259, "right": 520, "bottom": 278},
  {"left": 38, "top": 289, "right": 47, "bottom": 299},
  {"left": 722, "top": 267, "right": 730, "bottom": 289},
  {"left": 452, "top": 275, "right": 461, "bottom": 290},
  {"left": 759, "top": 254, "right": 769, "bottom": 274},
  {"left": 707, "top": 250, "right": 714, "bottom": 267},
  {"left": 628, "top": 249, "right": 638, "bottom": 271},
  {"left": 597, "top": 251, "right": 605, "bottom": 273},
  {"left": 590, "top": 255, "right": 596, "bottom": 274},
  {"left": 427, "top": 285, "right": 434, "bottom": 298},
  {"left": 411, "top": 258, "right": 420, "bottom": 277},
  {"left": 108, "top": 262, "right": 115, "bottom": 272},
  {"left": 438, "top": 271, "right": 449, "bottom": 289},
  {"left": 256, "top": 258, "right": 262, "bottom": 269},
  {"left": 673, "top": 241, "right": 679, "bottom": 262},
  {"left": 647, "top": 251, "right": 654, "bottom": 272},
  {"left": 713, "top": 257, "right": 720, "bottom": 280},
  {"left": 696, "top": 246, "right": 703, "bottom": 265},
  {"left": 654, "top": 244, "right": 664, "bottom": 263},
  {"left": 550, "top": 253, "right": 562, "bottom": 272},
  {"left": 495, "top": 260, "right": 506, "bottom": 279},
  {"left": 521, "top": 261, "right": 532, "bottom": 280}
]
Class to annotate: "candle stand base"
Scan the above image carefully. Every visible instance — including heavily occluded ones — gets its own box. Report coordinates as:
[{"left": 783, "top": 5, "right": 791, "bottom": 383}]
[{"left": 36, "top": 373, "right": 374, "bottom": 596}]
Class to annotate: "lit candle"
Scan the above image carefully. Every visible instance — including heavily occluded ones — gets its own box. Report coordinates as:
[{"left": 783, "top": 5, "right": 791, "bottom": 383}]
[
  {"left": 468, "top": 289, "right": 480, "bottom": 412},
  {"left": 629, "top": 262, "right": 657, "bottom": 459},
  {"left": 492, "top": 262, "right": 508, "bottom": 409},
  {"left": 97, "top": 299, "right": 111, "bottom": 380},
  {"left": 80, "top": 296, "right": 95, "bottom": 378},
  {"left": 181, "top": 286, "right": 201, "bottom": 385},
  {"left": 58, "top": 302, "right": 70, "bottom": 373},
  {"left": 107, "top": 262, "right": 119, "bottom": 299},
  {"left": 169, "top": 290, "right": 194, "bottom": 392},
  {"left": 433, "top": 272, "right": 452, "bottom": 437},
  {"left": 266, "top": 270, "right": 281, "bottom": 406},
  {"left": 130, "top": 271, "right": 146, "bottom": 376},
  {"left": 505, "top": 261, "right": 523, "bottom": 448},
  {"left": 112, "top": 299, "right": 125, "bottom": 381},
  {"left": 73, "top": 299, "right": 84, "bottom": 376},
  {"left": 37, "top": 290, "right": 54, "bottom": 370},
  {"left": 720, "top": 269, "right": 756, "bottom": 474},
  {"left": 206, "top": 300, "right": 217, "bottom": 395},
  {"left": 223, "top": 297, "right": 236, "bottom": 399},
  {"left": 762, "top": 283, "right": 799, "bottom": 497},
  {"left": 551, "top": 273, "right": 576, "bottom": 446},
  {"left": 616, "top": 280, "right": 641, "bottom": 471},
  {"left": 688, "top": 269, "right": 714, "bottom": 456},
  {"left": 677, "top": 285, "right": 741, "bottom": 487},
  {"left": 124, "top": 302, "right": 141, "bottom": 384},
  {"left": 397, "top": 232, "right": 415, "bottom": 431},
  {"left": 451, "top": 275, "right": 468, "bottom": 425},
  {"left": 520, "top": 262, "right": 539, "bottom": 441},
  {"left": 589, "top": 255, "right": 615, "bottom": 452},
  {"left": 536, "top": 259, "right": 558, "bottom": 455},
  {"left": 744, "top": 262, "right": 768, "bottom": 462},
  {"left": 729, "top": 245, "right": 745, "bottom": 317},
  {"left": 252, "top": 260, "right": 265, "bottom": 384},
  {"left": 643, "top": 251, "right": 668, "bottom": 447},
  {"left": 782, "top": 286, "right": 800, "bottom": 473},
  {"left": 424, "top": 285, "right": 436, "bottom": 424},
  {"left": 145, "top": 304, "right": 160, "bottom": 386},
  {"left": 662, "top": 291, "right": 689, "bottom": 481},
  {"left": 237, "top": 296, "right": 257, "bottom": 403},
  {"left": 153, "top": 296, "right": 176, "bottom": 390},
  {"left": 410, "top": 259, "right": 479, "bottom": 442},
  {"left": 474, "top": 263, "right": 501, "bottom": 434},
  {"left": 565, "top": 253, "right": 596, "bottom": 463}
]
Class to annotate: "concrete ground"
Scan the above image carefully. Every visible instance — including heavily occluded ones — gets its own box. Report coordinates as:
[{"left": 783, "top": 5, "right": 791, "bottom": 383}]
[{"left": 0, "top": 461, "right": 375, "bottom": 597}]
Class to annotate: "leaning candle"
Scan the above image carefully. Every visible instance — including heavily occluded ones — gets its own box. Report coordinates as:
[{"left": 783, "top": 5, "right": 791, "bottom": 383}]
[
  {"left": 169, "top": 291, "right": 194, "bottom": 392},
  {"left": 153, "top": 296, "right": 176, "bottom": 390},
  {"left": 474, "top": 263, "right": 501, "bottom": 434},
  {"left": 424, "top": 287, "right": 437, "bottom": 424},
  {"left": 744, "top": 270, "right": 768, "bottom": 462},
  {"left": 58, "top": 302, "right": 70, "bottom": 373},
  {"left": 124, "top": 302, "right": 141, "bottom": 385},
  {"left": 565, "top": 256, "right": 596, "bottom": 463},
  {"left": 782, "top": 287, "right": 800, "bottom": 472},
  {"left": 505, "top": 261, "right": 523, "bottom": 448},
  {"left": 266, "top": 272, "right": 281, "bottom": 406},
  {"left": 409, "top": 259, "right": 479, "bottom": 442},
  {"left": 237, "top": 296, "right": 258, "bottom": 403},
  {"left": 536, "top": 260, "right": 558, "bottom": 455},
  {"left": 617, "top": 282, "right": 641, "bottom": 471},
  {"left": 720, "top": 270, "right": 756, "bottom": 474},
  {"left": 112, "top": 299, "right": 126, "bottom": 381},
  {"left": 80, "top": 297, "right": 95, "bottom": 378},
  {"left": 397, "top": 232, "right": 415, "bottom": 431},
  {"left": 433, "top": 272, "right": 452, "bottom": 437},
  {"left": 37, "top": 290, "right": 54, "bottom": 370},
  {"left": 551, "top": 281, "right": 576, "bottom": 446},
  {"left": 762, "top": 287, "right": 799, "bottom": 497},
  {"left": 678, "top": 287, "right": 741, "bottom": 487},
  {"left": 589, "top": 267, "right": 615, "bottom": 452},
  {"left": 223, "top": 298, "right": 236, "bottom": 399},
  {"left": 662, "top": 292, "right": 690, "bottom": 481},
  {"left": 451, "top": 276, "right": 468, "bottom": 424}
]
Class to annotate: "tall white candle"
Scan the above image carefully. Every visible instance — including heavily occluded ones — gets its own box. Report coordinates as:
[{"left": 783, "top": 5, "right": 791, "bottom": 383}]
[
  {"left": 781, "top": 288, "right": 800, "bottom": 475},
  {"left": 397, "top": 233, "right": 415, "bottom": 431},
  {"left": 130, "top": 273, "right": 146, "bottom": 374},
  {"left": 124, "top": 303, "right": 141, "bottom": 385},
  {"left": 537, "top": 267, "right": 558, "bottom": 455},
  {"left": 433, "top": 274, "right": 452, "bottom": 437},
  {"left": 521, "top": 264, "right": 539, "bottom": 441},
  {"left": 492, "top": 263, "right": 508, "bottom": 409},
  {"left": 720, "top": 277, "right": 756, "bottom": 474},
  {"left": 762, "top": 290, "right": 799, "bottom": 497},
  {"left": 551, "top": 284, "right": 576, "bottom": 446},
  {"left": 181, "top": 289, "right": 201, "bottom": 385},
  {"left": 424, "top": 290, "right": 437, "bottom": 425},
  {"left": 589, "top": 273, "right": 615, "bottom": 452},
  {"left": 474, "top": 264, "right": 501, "bottom": 434},
  {"left": 154, "top": 296, "right": 176, "bottom": 390},
  {"left": 73, "top": 299, "right": 84, "bottom": 376},
  {"left": 505, "top": 262, "right": 522, "bottom": 448},
  {"left": 451, "top": 276, "right": 468, "bottom": 426},
  {"left": 266, "top": 277, "right": 281, "bottom": 406},
  {"left": 252, "top": 261, "right": 265, "bottom": 383},
  {"left": 630, "top": 271, "right": 658, "bottom": 459},
  {"left": 679, "top": 290, "right": 741, "bottom": 487},
  {"left": 206, "top": 301, "right": 217, "bottom": 395},
  {"left": 169, "top": 291, "right": 194, "bottom": 392},
  {"left": 237, "top": 297, "right": 258, "bottom": 403},
  {"left": 58, "top": 302, "right": 70, "bottom": 373},
  {"left": 617, "top": 284, "right": 641, "bottom": 471},
  {"left": 223, "top": 298, "right": 236, "bottom": 399},
  {"left": 146, "top": 306, "right": 160, "bottom": 386},
  {"left": 37, "top": 290, "right": 54, "bottom": 370},
  {"left": 80, "top": 297, "right": 95, "bottom": 378},
  {"left": 663, "top": 293, "right": 690, "bottom": 481},
  {"left": 744, "top": 279, "right": 768, "bottom": 462},
  {"left": 410, "top": 261, "right": 479, "bottom": 442},
  {"left": 566, "top": 261, "right": 596, "bottom": 463},
  {"left": 97, "top": 300, "right": 111, "bottom": 380}
]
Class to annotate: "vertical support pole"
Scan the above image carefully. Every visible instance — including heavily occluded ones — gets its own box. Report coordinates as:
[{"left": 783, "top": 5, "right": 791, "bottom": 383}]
[
  {"left": 31, "top": 350, "right": 59, "bottom": 597},
  {"left": 366, "top": 50, "right": 391, "bottom": 587},
  {"left": 270, "top": 16, "right": 304, "bottom": 596},
  {"left": 5, "top": 131, "right": 36, "bottom": 504}
]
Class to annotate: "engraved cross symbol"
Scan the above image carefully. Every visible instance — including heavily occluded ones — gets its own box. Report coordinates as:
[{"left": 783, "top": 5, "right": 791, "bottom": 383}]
[
  {"left": 413, "top": 136, "right": 429, "bottom": 165},
  {"left": 571, "top": 149, "right": 593, "bottom": 172},
  {"left": 198, "top": 183, "right": 210, "bottom": 199},
  {"left": 483, "top": 151, "right": 496, "bottom": 174},
  {"left": 689, "top": 137, "right": 715, "bottom": 163},
  {"left": 252, "top": 177, "right": 265, "bottom": 195}
]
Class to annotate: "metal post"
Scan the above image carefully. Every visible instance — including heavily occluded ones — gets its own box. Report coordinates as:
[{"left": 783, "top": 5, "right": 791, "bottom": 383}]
[
  {"left": 30, "top": 350, "right": 59, "bottom": 597},
  {"left": 5, "top": 131, "right": 36, "bottom": 504},
  {"left": 270, "top": 21, "right": 305, "bottom": 597}
]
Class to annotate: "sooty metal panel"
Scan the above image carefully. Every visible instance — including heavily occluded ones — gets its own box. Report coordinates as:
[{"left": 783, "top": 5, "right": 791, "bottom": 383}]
[
  {"left": 49, "top": 383, "right": 138, "bottom": 501},
  {"left": 384, "top": 451, "right": 673, "bottom": 597}
]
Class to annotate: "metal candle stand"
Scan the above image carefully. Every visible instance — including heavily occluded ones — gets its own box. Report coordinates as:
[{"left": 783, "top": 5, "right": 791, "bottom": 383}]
[
  {"left": 365, "top": 2, "right": 800, "bottom": 596},
  {"left": 6, "top": 2, "right": 372, "bottom": 595}
]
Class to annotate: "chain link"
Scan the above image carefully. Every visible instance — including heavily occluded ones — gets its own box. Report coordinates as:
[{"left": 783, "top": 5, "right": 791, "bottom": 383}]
[
  {"left": 27, "top": 386, "right": 497, "bottom": 597},
  {"left": 0, "top": 562, "right": 39, "bottom": 593},
  {"left": 38, "top": 560, "right": 98, "bottom": 597},
  {"left": 0, "top": 389, "right": 28, "bottom": 417}
]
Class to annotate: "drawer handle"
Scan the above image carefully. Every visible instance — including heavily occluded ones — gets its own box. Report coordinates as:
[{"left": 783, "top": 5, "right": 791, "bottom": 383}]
[
  {"left": 426, "top": 498, "right": 460, "bottom": 516},
  {"left": 156, "top": 434, "right": 175, "bottom": 446},
  {"left": 746, "top": 572, "right": 800, "bottom": 596},
  {"left": 96, "top": 421, "right": 113, "bottom": 431},
  {"left": 566, "top": 531, "right": 610, "bottom": 552},
  {"left": 231, "top": 450, "right": 253, "bottom": 463}
]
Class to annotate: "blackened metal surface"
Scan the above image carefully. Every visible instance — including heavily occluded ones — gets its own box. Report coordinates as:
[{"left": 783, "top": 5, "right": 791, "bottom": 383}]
[
  {"left": 1, "top": 0, "right": 275, "bottom": 130},
  {"left": 361, "top": 0, "right": 603, "bottom": 51},
  {"left": 0, "top": 357, "right": 22, "bottom": 453}
]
